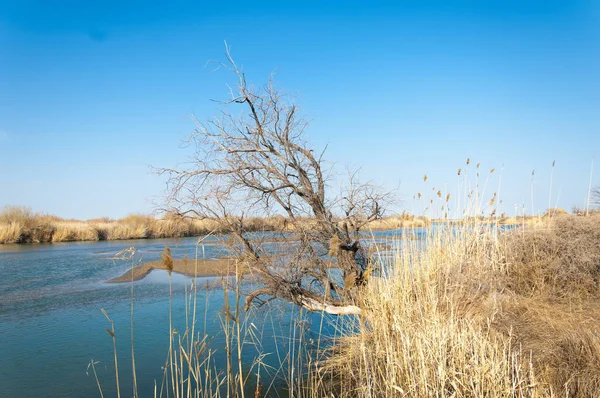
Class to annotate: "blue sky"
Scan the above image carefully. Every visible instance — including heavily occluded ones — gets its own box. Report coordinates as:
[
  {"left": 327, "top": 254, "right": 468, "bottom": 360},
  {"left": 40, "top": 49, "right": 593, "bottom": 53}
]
[{"left": 1, "top": 0, "right": 599, "bottom": 219}]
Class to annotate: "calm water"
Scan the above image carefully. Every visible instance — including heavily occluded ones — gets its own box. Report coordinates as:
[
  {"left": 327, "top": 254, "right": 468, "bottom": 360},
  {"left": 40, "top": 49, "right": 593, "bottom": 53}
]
[
  {"left": 0, "top": 237, "right": 324, "bottom": 397},
  {"left": 0, "top": 229, "right": 427, "bottom": 397}
]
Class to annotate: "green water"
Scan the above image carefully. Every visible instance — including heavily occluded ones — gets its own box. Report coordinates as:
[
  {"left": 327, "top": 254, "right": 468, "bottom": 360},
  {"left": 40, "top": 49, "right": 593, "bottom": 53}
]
[
  {"left": 0, "top": 237, "right": 341, "bottom": 397},
  {"left": 0, "top": 228, "right": 428, "bottom": 397}
]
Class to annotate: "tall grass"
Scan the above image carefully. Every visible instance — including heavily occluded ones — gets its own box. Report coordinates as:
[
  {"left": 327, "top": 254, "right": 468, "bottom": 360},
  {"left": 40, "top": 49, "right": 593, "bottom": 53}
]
[
  {"left": 319, "top": 214, "right": 600, "bottom": 397},
  {"left": 0, "top": 206, "right": 432, "bottom": 244},
  {"left": 0, "top": 207, "right": 240, "bottom": 243},
  {"left": 318, "top": 223, "right": 534, "bottom": 396},
  {"left": 317, "top": 161, "right": 600, "bottom": 397},
  {"left": 52, "top": 222, "right": 100, "bottom": 242}
]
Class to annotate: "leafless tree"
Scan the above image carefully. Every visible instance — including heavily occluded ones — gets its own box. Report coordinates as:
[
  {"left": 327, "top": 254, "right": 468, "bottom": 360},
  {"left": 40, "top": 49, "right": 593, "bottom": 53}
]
[{"left": 157, "top": 48, "right": 393, "bottom": 315}]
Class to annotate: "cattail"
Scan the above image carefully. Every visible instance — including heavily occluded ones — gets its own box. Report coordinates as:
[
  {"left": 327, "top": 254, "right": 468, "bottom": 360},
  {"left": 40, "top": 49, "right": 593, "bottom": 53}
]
[
  {"left": 476, "top": 163, "right": 480, "bottom": 169},
  {"left": 417, "top": 192, "right": 422, "bottom": 199},
  {"left": 552, "top": 160, "right": 556, "bottom": 167},
  {"left": 490, "top": 168, "right": 495, "bottom": 173},
  {"left": 254, "top": 381, "right": 263, "bottom": 398},
  {"left": 466, "top": 158, "right": 470, "bottom": 165},
  {"left": 446, "top": 193, "right": 451, "bottom": 202},
  {"left": 423, "top": 174, "right": 428, "bottom": 182},
  {"left": 458, "top": 168, "right": 461, "bottom": 176},
  {"left": 162, "top": 247, "right": 174, "bottom": 276},
  {"left": 437, "top": 190, "right": 441, "bottom": 198}
]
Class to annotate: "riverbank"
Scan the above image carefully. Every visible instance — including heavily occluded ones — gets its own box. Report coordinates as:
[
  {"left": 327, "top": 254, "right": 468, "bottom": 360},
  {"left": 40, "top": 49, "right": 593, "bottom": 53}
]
[
  {"left": 0, "top": 206, "right": 431, "bottom": 244},
  {"left": 320, "top": 213, "right": 600, "bottom": 396},
  {"left": 1, "top": 205, "right": 590, "bottom": 246}
]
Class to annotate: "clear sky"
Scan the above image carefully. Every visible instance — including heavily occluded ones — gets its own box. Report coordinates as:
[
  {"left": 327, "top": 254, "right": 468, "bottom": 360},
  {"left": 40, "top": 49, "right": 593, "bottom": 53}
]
[{"left": 1, "top": 0, "right": 599, "bottom": 219}]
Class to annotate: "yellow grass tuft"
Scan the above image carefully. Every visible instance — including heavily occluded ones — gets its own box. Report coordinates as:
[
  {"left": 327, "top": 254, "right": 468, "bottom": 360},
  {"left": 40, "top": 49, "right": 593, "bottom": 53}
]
[
  {"left": 52, "top": 222, "right": 99, "bottom": 242},
  {"left": 0, "top": 222, "right": 24, "bottom": 244}
]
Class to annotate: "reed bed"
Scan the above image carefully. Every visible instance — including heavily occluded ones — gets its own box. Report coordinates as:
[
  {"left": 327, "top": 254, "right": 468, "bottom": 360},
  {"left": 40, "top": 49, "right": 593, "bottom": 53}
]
[
  {"left": 367, "top": 213, "right": 431, "bottom": 229},
  {"left": 0, "top": 206, "right": 432, "bottom": 244},
  {"left": 0, "top": 207, "right": 283, "bottom": 243},
  {"left": 52, "top": 221, "right": 100, "bottom": 242},
  {"left": 319, "top": 214, "right": 600, "bottom": 397}
]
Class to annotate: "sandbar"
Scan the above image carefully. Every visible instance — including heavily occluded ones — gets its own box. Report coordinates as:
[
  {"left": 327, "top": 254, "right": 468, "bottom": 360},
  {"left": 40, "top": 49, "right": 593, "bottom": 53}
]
[{"left": 107, "top": 258, "right": 241, "bottom": 283}]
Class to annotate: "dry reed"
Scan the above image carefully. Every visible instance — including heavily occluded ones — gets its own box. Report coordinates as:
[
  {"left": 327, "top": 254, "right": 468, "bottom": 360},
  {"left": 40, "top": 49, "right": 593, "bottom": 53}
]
[
  {"left": 319, "top": 214, "right": 600, "bottom": 397},
  {"left": 0, "top": 206, "right": 433, "bottom": 244}
]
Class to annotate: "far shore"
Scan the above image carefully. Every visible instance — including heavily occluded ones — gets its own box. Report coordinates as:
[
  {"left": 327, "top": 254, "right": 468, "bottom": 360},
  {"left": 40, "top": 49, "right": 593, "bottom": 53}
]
[
  {"left": 2, "top": 204, "right": 586, "bottom": 245},
  {"left": 0, "top": 206, "right": 433, "bottom": 244}
]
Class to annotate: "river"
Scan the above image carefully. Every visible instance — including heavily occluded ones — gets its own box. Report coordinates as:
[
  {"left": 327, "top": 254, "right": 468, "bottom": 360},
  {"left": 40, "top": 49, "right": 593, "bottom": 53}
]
[{"left": 0, "top": 229, "right": 422, "bottom": 397}]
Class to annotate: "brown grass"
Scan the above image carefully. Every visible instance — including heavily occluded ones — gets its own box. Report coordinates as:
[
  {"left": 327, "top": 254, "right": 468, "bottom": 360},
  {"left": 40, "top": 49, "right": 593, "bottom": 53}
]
[
  {"left": 501, "top": 215, "right": 600, "bottom": 297},
  {"left": 0, "top": 206, "right": 432, "bottom": 244},
  {"left": 320, "top": 214, "right": 600, "bottom": 397},
  {"left": 0, "top": 207, "right": 281, "bottom": 243},
  {"left": 367, "top": 213, "right": 432, "bottom": 229},
  {"left": 52, "top": 222, "right": 99, "bottom": 242}
]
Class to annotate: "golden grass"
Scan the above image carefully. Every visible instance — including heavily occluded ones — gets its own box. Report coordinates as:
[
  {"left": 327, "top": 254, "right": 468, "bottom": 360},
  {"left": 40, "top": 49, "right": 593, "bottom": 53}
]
[
  {"left": 52, "top": 222, "right": 99, "bottom": 242},
  {"left": 0, "top": 222, "right": 24, "bottom": 244},
  {"left": 367, "top": 214, "right": 432, "bottom": 229},
  {"left": 0, "top": 206, "right": 433, "bottom": 244},
  {"left": 320, "top": 214, "right": 600, "bottom": 397},
  {"left": 0, "top": 207, "right": 230, "bottom": 243}
]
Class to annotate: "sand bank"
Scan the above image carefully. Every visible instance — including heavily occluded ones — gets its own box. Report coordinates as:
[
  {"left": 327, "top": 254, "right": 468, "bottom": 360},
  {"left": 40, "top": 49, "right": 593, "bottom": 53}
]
[{"left": 107, "top": 258, "right": 240, "bottom": 283}]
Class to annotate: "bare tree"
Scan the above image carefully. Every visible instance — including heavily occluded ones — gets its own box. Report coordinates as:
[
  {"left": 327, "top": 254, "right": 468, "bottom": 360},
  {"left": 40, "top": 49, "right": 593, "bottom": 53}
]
[{"left": 157, "top": 48, "right": 392, "bottom": 315}]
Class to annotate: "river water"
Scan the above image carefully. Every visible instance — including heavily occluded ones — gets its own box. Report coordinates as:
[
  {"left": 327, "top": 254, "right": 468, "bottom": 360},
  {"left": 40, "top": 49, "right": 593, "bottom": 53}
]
[{"left": 0, "top": 230, "right": 421, "bottom": 397}]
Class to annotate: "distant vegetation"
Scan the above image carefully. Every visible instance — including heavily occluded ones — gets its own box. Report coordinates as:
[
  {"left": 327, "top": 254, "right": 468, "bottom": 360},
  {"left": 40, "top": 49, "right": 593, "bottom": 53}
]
[
  {"left": 0, "top": 206, "right": 434, "bottom": 244},
  {"left": 0, "top": 206, "right": 262, "bottom": 244},
  {"left": 2, "top": 204, "right": 597, "bottom": 245}
]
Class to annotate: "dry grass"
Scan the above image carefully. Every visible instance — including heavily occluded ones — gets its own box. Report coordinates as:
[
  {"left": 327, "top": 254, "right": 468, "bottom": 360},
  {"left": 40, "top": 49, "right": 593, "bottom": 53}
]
[
  {"left": 368, "top": 213, "right": 432, "bottom": 229},
  {"left": 0, "top": 207, "right": 286, "bottom": 243},
  {"left": 52, "top": 222, "right": 100, "bottom": 242},
  {"left": 319, "top": 214, "right": 600, "bottom": 397},
  {"left": 501, "top": 215, "right": 600, "bottom": 297},
  {"left": 0, "top": 206, "right": 56, "bottom": 243},
  {"left": 0, "top": 206, "right": 432, "bottom": 244},
  {"left": 0, "top": 221, "right": 25, "bottom": 244}
]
